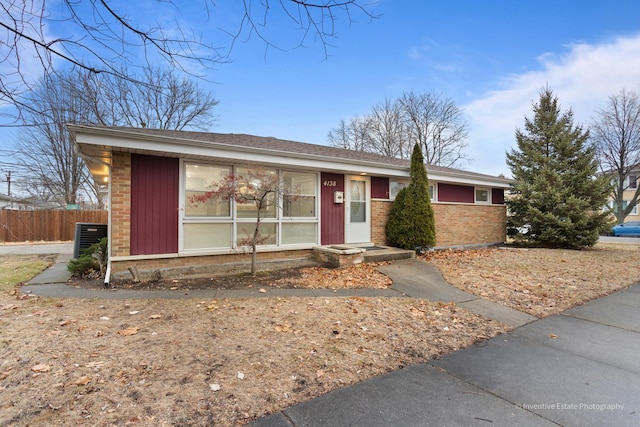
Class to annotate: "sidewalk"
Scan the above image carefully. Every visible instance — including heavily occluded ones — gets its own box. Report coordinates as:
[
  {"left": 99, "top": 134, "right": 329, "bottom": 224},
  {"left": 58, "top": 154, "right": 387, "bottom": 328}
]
[{"left": 253, "top": 285, "right": 640, "bottom": 426}]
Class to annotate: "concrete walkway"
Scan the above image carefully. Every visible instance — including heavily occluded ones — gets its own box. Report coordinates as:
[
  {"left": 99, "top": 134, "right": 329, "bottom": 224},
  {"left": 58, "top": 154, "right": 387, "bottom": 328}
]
[{"left": 20, "top": 248, "right": 535, "bottom": 328}]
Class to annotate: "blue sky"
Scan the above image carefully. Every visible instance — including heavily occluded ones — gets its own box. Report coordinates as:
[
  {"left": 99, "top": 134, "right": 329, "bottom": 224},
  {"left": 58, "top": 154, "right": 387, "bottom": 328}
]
[{"left": 3, "top": 0, "right": 640, "bottom": 195}]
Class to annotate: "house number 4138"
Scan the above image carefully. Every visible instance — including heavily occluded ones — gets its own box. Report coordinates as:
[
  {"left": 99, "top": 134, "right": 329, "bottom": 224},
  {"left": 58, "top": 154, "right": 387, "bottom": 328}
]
[{"left": 323, "top": 180, "right": 337, "bottom": 187}]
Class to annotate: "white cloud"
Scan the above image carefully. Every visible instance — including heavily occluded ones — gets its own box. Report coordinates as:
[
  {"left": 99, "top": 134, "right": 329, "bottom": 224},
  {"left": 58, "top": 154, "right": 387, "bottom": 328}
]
[{"left": 463, "top": 33, "right": 640, "bottom": 176}]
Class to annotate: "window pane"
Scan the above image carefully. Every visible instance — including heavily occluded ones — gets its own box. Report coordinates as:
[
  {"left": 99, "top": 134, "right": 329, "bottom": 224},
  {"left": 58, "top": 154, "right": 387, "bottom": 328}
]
[
  {"left": 283, "top": 172, "right": 317, "bottom": 217},
  {"left": 351, "top": 202, "right": 366, "bottom": 222},
  {"left": 351, "top": 180, "right": 365, "bottom": 202},
  {"left": 282, "top": 223, "right": 317, "bottom": 244},
  {"left": 236, "top": 223, "right": 277, "bottom": 246},
  {"left": 235, "top": 167, "right": 278, "bottom": 218},
  {"left": 390, "top": 181, "right": 408, "bottom": 199},
  {"left": 236, "top": 198, "right": 276, "bottom": 218},
  {"left": 283, "top": 195, "right": 316, "bottom": 217},
  {"left": 185, "top": 164, "right": 231, "bottom": 217},
  {"left": 475, "top": 189, "right": 489, "bottom": 202},
  {"left": 186, "top": 191, "right": 230, "bottom": 217},
  {"left": 284, "top": 172, "right": 316, "bottom": 194},
  {"left": 186, "top": 164, "right": 231, "bottom": 190},
  {"left": 183, "top": 223, "right": 232, "bottom": 249}
]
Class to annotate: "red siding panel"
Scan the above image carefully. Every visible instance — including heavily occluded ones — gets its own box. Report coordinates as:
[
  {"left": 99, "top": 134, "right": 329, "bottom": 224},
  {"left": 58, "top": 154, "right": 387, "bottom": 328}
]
[
  {"left": 130, "top": 154, "right": 179, "bottom": 255},
  {"left": 492, "top": 188, "right": 505, "bottom": 204},
  {"left": 371, "top": 176, "right": 389, "bottom": 199},
  {"left": 320, "top": 173, "right": 345, "bottom": 245},
  {"left": 438, "top": 183, "right": 474, "bottom": 203}
]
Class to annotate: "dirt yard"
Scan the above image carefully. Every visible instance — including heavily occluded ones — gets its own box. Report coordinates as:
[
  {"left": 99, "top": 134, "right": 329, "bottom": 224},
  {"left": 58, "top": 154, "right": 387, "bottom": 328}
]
[{"left": 1, "top": 242, "right": 639, "bottom": 426}]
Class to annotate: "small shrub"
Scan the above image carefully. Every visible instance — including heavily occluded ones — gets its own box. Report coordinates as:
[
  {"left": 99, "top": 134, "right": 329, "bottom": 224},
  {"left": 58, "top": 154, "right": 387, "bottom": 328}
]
[{"left": 68, "top": 237, "right": 108, "bottom": 278}]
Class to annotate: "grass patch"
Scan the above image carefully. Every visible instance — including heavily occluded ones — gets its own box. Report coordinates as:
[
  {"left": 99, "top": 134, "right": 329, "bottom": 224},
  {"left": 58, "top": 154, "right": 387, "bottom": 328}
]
[{"left": 0, "top": 254, "right": 55, "bottom": 291}]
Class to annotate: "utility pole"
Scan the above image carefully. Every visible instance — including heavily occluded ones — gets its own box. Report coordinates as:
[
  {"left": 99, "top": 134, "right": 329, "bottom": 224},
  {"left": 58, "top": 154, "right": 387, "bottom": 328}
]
[{"left": 6, "top": 171, "right": 11, "bottom": 196}]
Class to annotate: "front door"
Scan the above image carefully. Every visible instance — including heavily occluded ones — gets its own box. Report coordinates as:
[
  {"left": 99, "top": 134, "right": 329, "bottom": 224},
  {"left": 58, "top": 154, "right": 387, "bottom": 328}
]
[{"left": 345, "top": 175, "right": 370, "bottom": 244}]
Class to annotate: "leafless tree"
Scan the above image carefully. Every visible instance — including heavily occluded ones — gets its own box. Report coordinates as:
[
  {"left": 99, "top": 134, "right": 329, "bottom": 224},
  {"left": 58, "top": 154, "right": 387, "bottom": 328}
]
[
  {"left": 327, "top": 117, "right": 371, "bottom": 152},
  {"left": 16, "top": 66, "right": 219, "bottom": 207},
  {"left": 328, "top": 91, "right": 470, "bottom": 168},
  {"left": 367, "top": 98, "right": 407, "bottom": 158},
  {"left": 96, "top": 66, "right": 219, "bottom": 130},
  {"left": 1, "top": 0, "right": 374, "bottom": 122},
  {"left": 16, "top": 72, "right": 94, "bottom": 208},
  {"left": 399, "top": 91, "right": 469, "bottom": 168},
  {"left": 591, "top": 89, "right": 640, "bottom": 223}
]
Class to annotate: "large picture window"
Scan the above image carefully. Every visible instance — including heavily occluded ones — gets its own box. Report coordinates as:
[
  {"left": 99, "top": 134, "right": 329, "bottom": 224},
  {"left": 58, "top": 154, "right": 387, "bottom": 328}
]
[{"left": 181, "top": 162, "right": 318, "bottom": 252}]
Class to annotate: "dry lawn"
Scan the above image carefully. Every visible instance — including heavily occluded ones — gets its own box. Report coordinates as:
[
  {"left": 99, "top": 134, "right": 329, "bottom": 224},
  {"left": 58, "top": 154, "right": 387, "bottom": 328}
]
[
  {"left": 425, "top": 242, "right": 640, "bottom": 317},
  {"left": 2, "top": 242, "right": 640, "bottom": 426}
]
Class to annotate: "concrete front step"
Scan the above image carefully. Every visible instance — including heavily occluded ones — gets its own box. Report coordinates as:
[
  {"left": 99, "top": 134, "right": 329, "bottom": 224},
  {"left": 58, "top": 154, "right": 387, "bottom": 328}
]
[{"left": 363, "top": 247, "right": 415, "bottom": 262}]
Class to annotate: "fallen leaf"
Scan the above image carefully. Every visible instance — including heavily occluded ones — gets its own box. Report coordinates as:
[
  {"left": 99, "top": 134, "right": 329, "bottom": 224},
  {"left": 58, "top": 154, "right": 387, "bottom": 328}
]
[
  {"left": 73, "top": 375, "right": 91, "bottom": 386},
  {"left": 118, "top": 327, "right": 139, "bottom": 336},
  {"left": 274, "top": 323, "right": 291, "bottom": 333},
  {"left": 85, "top": 361, "right": 105, "bottom": 369},
  {"left": 31, "top": 364, "right": 51, "bottom": 373},
  {"left": 1, "top": 304, "right": 18, "bottom": 310},
  {"left": 549, "top": 333, "right": 558, "bottom": 339}
]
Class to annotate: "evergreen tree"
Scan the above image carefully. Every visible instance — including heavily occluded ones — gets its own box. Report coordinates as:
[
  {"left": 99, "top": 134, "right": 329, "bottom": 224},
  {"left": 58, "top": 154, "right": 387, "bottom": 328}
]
[
  {"left": 506, "top": 88, "right": 611, "bottom": 248},
  {"left": 386, "top": 144, "right": 436, "bottom": 250}
]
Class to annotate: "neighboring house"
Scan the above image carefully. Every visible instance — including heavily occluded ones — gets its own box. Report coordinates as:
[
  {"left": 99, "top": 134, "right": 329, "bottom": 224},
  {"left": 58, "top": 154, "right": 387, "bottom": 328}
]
[
  {"left": 0, "top": 193, "right": 35, "bottom": 210},
  {"left": 605, "top": 169, "right": 640, "bottom": 223},
  {"left": 70, "top": 125, "right": 512, "bottom": 279}
]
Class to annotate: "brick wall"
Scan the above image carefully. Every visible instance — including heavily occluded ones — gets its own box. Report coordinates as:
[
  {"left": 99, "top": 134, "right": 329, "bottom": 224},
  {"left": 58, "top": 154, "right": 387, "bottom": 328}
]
[
  {"left": 110, "top": 249, "right": 313, "bottom": 277},
  {"left": 111, "top": 152, "right": 132, "bottom": 257},
  {"left": 371, "top": 200, "right": 506, "bottom": 247},
  {"left": 371, "top": 200, "right": 391, "bottom": 245},
  {"left": 432, "top": 203, "right": 506, "bottom": 247}
]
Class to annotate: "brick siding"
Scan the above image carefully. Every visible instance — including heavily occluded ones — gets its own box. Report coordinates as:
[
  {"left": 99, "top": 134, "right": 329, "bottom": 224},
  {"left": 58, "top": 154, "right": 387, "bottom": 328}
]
[
  {"left": 111, "top": 152, "right": 131, "bottom": 257},
  {"left": 372, "top": 200, "right": 506, "bottom": 247},
  {"left": 110, "top": 249, "right": 312, "bottom": 277}
]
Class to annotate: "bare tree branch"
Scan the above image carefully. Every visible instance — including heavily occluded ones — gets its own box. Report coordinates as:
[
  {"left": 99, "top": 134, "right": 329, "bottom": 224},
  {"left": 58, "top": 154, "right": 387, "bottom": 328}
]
[{"left": 1, "top": 0, "right": 374, "bottom": 121}]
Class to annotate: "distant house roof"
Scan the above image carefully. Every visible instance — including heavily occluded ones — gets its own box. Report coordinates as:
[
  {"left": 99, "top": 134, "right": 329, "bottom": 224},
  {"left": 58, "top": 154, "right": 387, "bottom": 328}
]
[{"left": 69, "top": 125, "right": 513, "bottom": 188}]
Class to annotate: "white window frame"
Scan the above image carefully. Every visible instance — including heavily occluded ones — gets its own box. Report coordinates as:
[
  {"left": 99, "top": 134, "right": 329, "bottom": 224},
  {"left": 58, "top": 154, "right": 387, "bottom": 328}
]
[{"left": 475, "top": 187, "right": 491, "bottom": 204}]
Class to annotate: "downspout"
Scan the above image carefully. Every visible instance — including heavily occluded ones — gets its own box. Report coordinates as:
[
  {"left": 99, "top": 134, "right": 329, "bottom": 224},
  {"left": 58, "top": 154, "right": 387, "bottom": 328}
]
[{"left": 104, "top": 168, "right": 112, "bottom": 286}]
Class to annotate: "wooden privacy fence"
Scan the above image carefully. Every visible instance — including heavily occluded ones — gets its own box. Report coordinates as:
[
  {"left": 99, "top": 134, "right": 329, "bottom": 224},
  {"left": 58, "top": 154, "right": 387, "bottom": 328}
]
[{"left": 0, "top": 210, "right": 108, "bottom": 243}]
